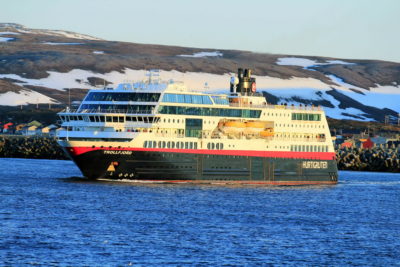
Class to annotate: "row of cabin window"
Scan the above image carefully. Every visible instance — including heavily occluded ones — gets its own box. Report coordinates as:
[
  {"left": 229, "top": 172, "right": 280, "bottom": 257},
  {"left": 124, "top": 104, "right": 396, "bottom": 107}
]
[
  {"left": 162, "top": 93, "right": 213, "bottom": 105},
  {"left": 61, "top": 115, "right": 159, "bottom": 123},
  {"left": 143, "top": 141, "right": 224, "bottom": 150},
  {"left": 292, "top": 113, "right": 321, "bottom": 121},
  {"left": 276, "top": 123, "right": 325, "bottom": 129},
  {"left": 158, "top": 105, "right": 261, "bottom": 118},
  {"left": 291, "top": 145, "right": 329, "bottom": 152},
  {"left": 207, "top": 143, "right": 224, "bottom": 150},
  {"left": 79, "top": 104, "right": 155, "bottom": 114},
  {"left": 85, "top": 92, "right": 161, "bottom": 102},
  {"left": 144, "top": 141, "right": 198, "bottom": 149},
  {"left": 275, "top": 133, "right": 326, "bottom": 139}
]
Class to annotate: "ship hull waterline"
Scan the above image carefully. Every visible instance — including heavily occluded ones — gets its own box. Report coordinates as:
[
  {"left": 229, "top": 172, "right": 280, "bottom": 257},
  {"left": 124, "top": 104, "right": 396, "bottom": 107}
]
[{"left": 63, "top": 147, "right": 338, "bottom": 186}]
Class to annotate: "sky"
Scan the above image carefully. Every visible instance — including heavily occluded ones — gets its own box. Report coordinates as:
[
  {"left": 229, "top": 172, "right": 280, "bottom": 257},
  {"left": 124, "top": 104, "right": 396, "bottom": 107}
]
[{"left": 1, "top": 0, "right": 400, "bottom": 62}]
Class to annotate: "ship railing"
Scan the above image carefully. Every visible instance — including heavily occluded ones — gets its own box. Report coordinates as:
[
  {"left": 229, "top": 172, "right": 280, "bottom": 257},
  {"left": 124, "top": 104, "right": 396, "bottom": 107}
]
[
  {"left": 228, "top": 103, "right": 322, "bottom": 111},
  {"left": 59, "top": 108, "right": 155, "bottom": 115}
]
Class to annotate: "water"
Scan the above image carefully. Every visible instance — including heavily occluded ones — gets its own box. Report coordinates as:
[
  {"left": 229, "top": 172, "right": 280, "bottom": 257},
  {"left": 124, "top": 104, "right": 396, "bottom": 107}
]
[{"left": 0, "top": 158, "right": 399, "bottom": 266}]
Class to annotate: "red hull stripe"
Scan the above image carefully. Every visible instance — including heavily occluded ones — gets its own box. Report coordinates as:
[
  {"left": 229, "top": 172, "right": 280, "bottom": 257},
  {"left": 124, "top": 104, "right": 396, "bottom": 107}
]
[{"left": 66, "top": 146, "right": 336, "bottom": 160}]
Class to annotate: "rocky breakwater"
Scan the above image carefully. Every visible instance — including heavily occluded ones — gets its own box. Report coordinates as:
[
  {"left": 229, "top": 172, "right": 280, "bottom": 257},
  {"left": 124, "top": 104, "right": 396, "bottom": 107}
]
[
  {"left": 336, "top": 146, "right": 400, "bottom": 172},
  {"left": 0, "top": 135, "right": 68, "bottom": 160}
]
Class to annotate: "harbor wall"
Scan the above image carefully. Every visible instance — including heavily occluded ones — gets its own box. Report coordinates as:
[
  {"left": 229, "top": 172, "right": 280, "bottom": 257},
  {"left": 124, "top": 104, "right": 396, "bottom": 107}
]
[{"left": 0, "top": 135, "right": 68, "bottom": 160}]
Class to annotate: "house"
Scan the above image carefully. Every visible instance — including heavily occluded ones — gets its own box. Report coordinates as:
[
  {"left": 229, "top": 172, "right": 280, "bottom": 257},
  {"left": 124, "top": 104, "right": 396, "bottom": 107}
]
[
  {"left": 371, "top": 136, "right": 387, "bottom": 147},
  {"left": 3, "top": 122, "right": 14, "bottom": 134},
  {"left": 27, "top": 120, "right": 42, "bottom": 128},
  {"left": 361, "top": 138, "right": 374, "bottom": 149},
  {"left": 15, "top": 124, "right": 27, "bottom": 134},
  {"left": 40, "top": 124, "right": 58, "bottom": 136},
  {"left": 341, "top": 141, "right": 354, "bottom": 149},
  {"left": 22, "top": 125, "right": 38, "bottom": 136}
]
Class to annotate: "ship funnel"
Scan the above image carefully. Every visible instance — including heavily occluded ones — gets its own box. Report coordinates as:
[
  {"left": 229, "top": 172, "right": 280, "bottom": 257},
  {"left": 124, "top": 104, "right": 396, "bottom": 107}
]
[{"left": 233, "top": 68, "right": 256, "bottom": 95}]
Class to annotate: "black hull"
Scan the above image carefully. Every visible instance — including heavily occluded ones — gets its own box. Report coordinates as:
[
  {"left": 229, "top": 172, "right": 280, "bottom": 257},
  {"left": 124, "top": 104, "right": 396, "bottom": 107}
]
[{"left": 67, "top": 149, "right": 338, "bottom": 185}]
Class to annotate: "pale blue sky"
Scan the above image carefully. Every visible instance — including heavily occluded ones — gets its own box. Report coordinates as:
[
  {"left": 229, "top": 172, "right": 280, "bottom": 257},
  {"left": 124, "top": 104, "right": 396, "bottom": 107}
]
[{"left": 1, "top": 0, "right": 399, "bottom": 62}]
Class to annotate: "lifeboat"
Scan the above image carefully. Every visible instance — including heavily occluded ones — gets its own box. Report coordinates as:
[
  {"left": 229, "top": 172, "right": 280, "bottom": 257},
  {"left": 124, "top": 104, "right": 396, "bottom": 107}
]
[
  {"left": 246, "top": 121, "right": 266, "bottom": 128},
  {"left": 221, "top": 120, "right": 246, "bottom": 134},
  {"left": 224, "top": 121, "right": 246, "bottom": 128},
  {"left": 260, "top": 128, "right": 274, "bottom": 137},
  {"left": 244, "top": 121, "right": 266, "bottom": 134}
]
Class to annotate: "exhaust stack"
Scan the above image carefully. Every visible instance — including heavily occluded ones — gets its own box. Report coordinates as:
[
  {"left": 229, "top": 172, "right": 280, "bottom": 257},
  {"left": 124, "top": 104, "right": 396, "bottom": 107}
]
[{"left": 231, "top": 68, "right": 256, "bottom": 95}]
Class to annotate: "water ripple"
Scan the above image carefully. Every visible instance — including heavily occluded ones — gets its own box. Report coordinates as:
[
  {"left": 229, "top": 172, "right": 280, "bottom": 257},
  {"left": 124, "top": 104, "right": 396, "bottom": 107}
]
[{"left": 0, "top": 159, "right": 399, "bottom": 265}]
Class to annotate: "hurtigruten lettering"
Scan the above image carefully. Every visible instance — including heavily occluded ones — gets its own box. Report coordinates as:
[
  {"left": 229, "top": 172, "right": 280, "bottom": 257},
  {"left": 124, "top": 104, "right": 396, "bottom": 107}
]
[{"left": 302, "top": 161, "right": 328, "bottom": 169}]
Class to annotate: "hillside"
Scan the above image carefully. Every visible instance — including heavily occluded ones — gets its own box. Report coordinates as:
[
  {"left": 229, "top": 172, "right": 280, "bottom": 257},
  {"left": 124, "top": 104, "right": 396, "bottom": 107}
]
[{"left": 0, "top": 23, "right": 399, "bottom": 122}]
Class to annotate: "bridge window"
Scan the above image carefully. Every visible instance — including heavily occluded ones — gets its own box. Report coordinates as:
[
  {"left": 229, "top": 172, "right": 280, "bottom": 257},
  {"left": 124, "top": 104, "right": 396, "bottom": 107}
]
[
  {"left": 85, "top": 92, "right": 160, "bottom": 102},
  {"left": 162, "top": 93, "right": 213, "bottom": 105},
  {"left": 211, "top": 96, "right": 229, "bottom": 105},
  {"left": 79, "top": 104, "right": 155, "bottom": 114}
]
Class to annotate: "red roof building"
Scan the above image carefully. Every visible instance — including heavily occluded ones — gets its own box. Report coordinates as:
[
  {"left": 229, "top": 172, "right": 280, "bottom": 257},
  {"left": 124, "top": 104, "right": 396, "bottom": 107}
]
[{"left": 361, "top": 138, "right": 374, "bottom": 149}]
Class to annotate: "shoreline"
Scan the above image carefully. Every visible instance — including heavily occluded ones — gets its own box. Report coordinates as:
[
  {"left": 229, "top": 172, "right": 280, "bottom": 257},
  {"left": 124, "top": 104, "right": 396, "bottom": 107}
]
[{"left": 0, "top": 135, "right": 399, "bottom": 173}]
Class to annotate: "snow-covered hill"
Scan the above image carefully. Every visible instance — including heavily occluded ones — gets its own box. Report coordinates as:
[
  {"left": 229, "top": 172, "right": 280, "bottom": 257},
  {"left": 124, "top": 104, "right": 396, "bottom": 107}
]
[{"left": 0, "top": 23, "right": 399, "bottom": 122}]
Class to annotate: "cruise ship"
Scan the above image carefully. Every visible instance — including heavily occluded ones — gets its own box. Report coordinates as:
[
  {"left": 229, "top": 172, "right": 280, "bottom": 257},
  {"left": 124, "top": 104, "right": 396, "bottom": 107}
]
[{"left": 57, "top": 69, "right": 338, "bottom": 185}]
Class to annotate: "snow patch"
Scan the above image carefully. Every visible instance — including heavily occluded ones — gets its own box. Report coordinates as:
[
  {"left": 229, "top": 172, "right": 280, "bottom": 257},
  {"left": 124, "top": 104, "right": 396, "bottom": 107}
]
[
  {"left": 41, "top": 42, "right": 83, "bottom": 45},
  {"left": 178, "top": 51, "right": 223, "bottom": 58},
  {"left": 369, "top": 84, "right": 400, "bottom": 94},
  {"left": 45, "top": 30, "right": 101, "bottom": 40},
  {"left": 0, "top": 32, "right": 20, "bottom": 35},
  {"left": 0, "top": 90, "right": 58, "bottom": 106},
  {"left": 93, "top": 51, "right": 104, "bottom": 54},
  {"left": 276, "top": 58, "right": 318, "bottom": 68},
  {"left": 0, "top": 37, "right": 14, "bottom": 42},
  {"left": 276, "top": 57, "right": 355, "bottom": 68}
]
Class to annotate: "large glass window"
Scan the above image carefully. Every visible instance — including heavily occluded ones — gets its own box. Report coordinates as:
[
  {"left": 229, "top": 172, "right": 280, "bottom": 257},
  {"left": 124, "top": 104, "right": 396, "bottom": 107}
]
[
  {"left": 79, "top": 104, "right": 155, "bottom": 114},
  {"left": 211, "top": 96, "right": 229, "bottom": 105},
  {"left": 162, "top": 93, "right": 213, "bottom": 105},
  {"left": 292, "top": 112, "right": 321, "bottom": 121},
  {"left": 158, "top": 106, "right": 261, "bottom": 118},
  {"left": 85, "top": 92, "right": 160, "bottom": 102}
]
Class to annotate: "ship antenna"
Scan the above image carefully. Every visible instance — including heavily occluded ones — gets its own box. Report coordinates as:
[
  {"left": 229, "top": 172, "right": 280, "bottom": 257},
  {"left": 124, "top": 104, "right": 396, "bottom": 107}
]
[{"left": 146, "top": 69, "right": 160, "bottom": 84}]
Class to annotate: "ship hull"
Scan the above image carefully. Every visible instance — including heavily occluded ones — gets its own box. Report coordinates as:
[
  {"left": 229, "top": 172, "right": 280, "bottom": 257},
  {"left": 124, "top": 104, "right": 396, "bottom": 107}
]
[{"left": 65, "top": 147, "right": 338, "bottom": 185}]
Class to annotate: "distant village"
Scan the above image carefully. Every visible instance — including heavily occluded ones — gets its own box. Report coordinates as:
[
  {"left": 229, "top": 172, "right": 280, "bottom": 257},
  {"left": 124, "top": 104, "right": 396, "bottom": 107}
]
[{"left": 1, "top": 120, "right": 60, "bottom": 137}]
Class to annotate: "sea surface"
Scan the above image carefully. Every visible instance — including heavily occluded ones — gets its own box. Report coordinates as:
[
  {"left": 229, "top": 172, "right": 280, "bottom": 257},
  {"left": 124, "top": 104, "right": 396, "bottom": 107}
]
[{"left": 0, "top": 158, "right": 399, "bottom": 266}]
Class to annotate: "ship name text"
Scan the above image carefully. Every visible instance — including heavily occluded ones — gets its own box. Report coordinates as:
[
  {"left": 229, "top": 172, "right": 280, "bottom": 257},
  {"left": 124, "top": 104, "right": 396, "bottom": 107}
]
[
  {"left": 103, "top": 150, "right": 133, "bottom": 155},
  {"left": 302, "top": 161, "right": 328, "bottom": 169}
]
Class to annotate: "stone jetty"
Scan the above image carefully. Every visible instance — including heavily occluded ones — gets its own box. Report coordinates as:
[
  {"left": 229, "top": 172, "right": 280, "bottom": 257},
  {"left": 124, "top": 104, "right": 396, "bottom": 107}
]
[
  {"left": 336, "top": 145, "right": 400, "bottom": 172},
  {"left": 0, "top": 135, "right": 68, "bottom": 160}
]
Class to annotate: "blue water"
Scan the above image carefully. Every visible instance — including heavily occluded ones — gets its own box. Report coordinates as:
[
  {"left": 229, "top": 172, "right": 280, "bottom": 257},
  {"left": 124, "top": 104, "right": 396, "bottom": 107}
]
[{"left": 0, "top": 159, "right": 399, "bottom": 266}]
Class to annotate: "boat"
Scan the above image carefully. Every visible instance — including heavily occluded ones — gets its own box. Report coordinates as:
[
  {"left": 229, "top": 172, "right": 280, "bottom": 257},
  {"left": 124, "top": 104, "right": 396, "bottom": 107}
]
[{"left": 57, "top": 68, "right": 338, "bottom": 185}]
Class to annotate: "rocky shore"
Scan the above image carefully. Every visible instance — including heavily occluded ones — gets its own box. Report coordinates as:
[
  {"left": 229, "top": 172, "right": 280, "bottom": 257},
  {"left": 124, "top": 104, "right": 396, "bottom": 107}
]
[
  {"left": 1, "top": 135, "right": 399, "bottom": 172},
  {"left": 336, "top": 146, "right": 400, "bottom": 172},
  {"left": 0, "top": 135, "right": 68, "bottom": 160}
]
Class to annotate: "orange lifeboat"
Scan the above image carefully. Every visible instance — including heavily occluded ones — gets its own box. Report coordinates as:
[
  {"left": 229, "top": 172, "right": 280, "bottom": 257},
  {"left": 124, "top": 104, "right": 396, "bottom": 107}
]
[
  {"left": 245, "top": 121, "right": 265, "bottom": 128},
  {"left": 244, "top": 121, "right": 266, "bottom": 134},
  {"left": 260, "top": 129, "right": 274, "bottom": 137},
  {"left": 224, "top": 121, "right": 246, "bottom": 128},
  {"left": 221, "top": 120, "right": 246, "bottom": 134}
]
